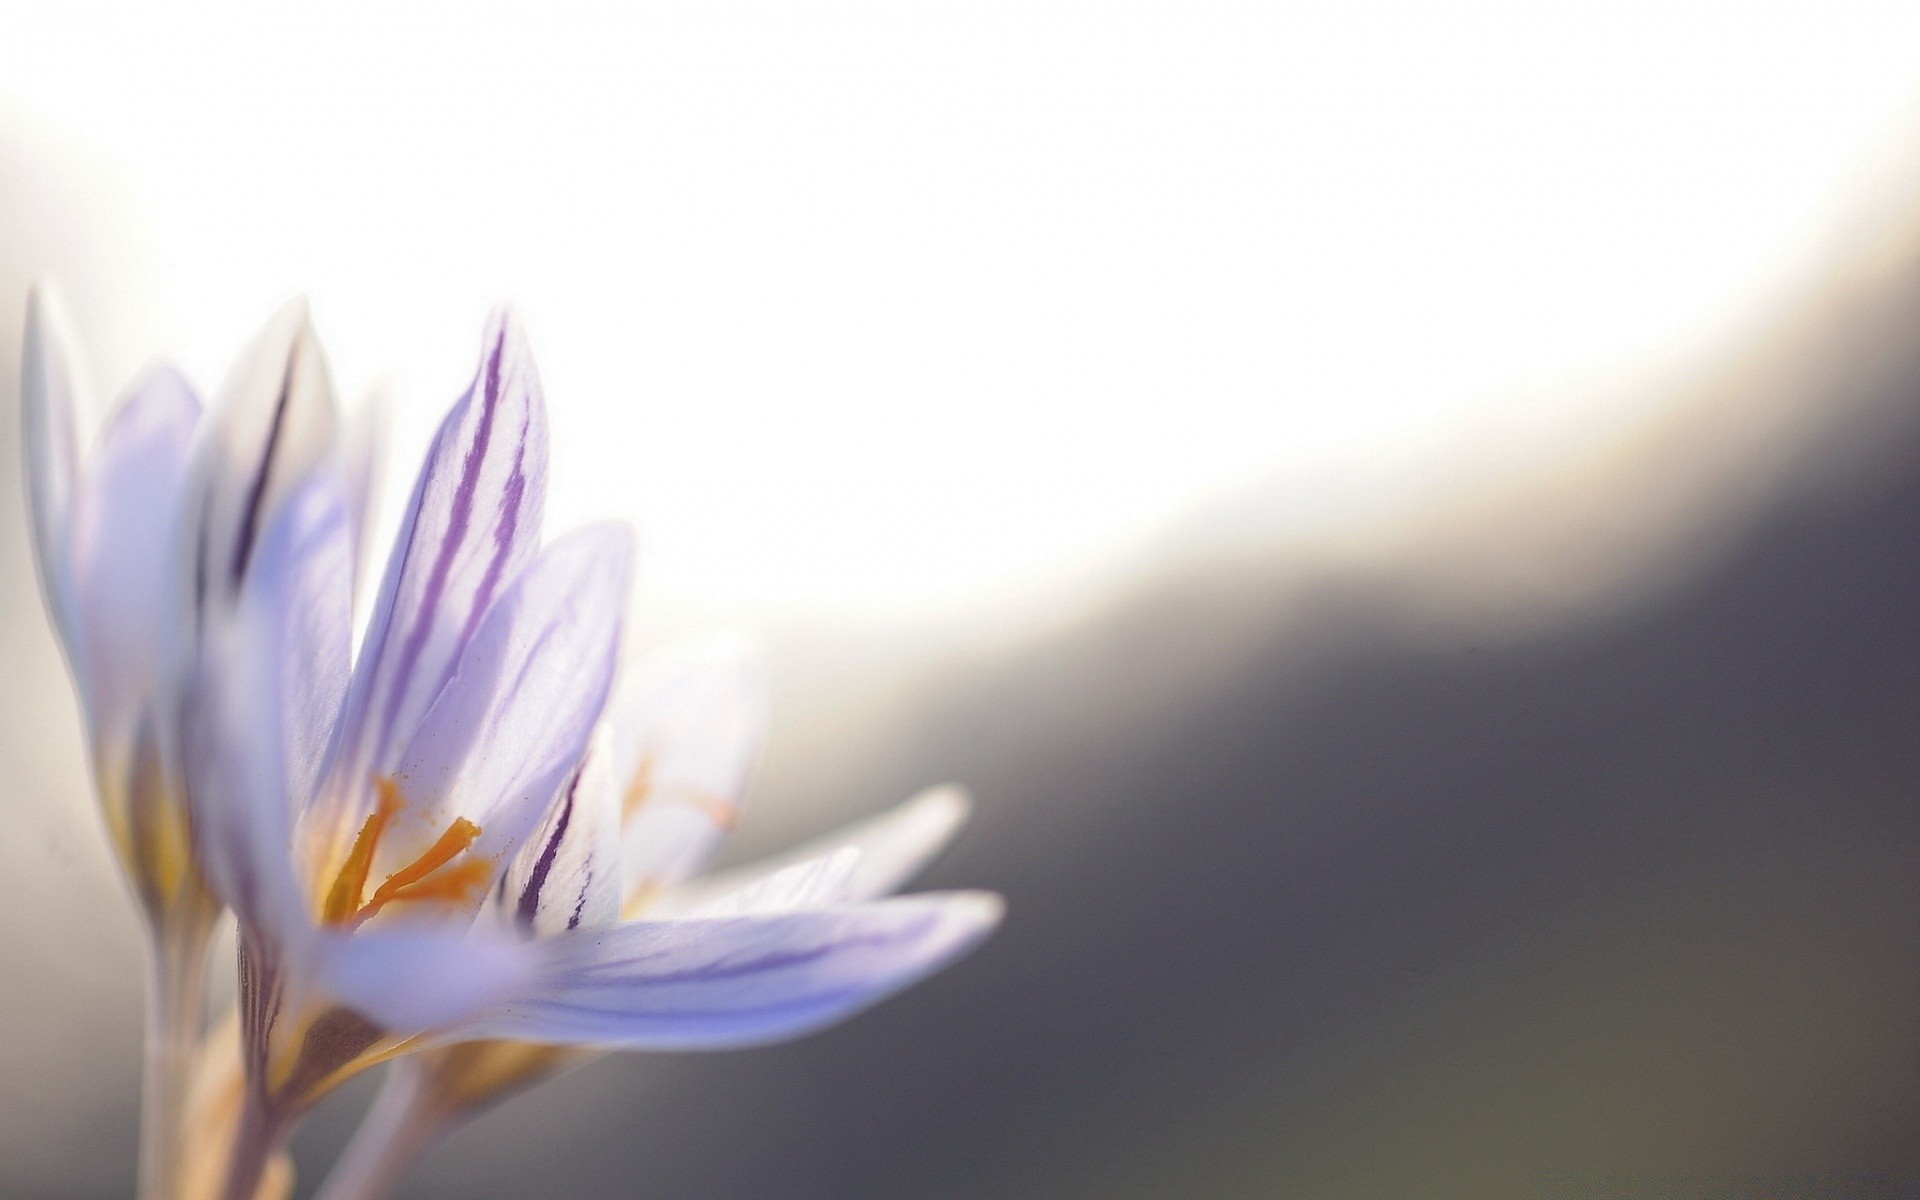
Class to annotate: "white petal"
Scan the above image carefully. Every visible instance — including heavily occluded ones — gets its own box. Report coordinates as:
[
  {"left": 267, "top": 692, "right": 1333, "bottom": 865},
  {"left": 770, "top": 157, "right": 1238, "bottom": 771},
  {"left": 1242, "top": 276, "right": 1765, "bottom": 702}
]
[
  {"left": 495, "top": 727, "right": 623, "bottom": 937},
  {"left": 319, "top": 926, "right": 541, "bottom": 1034},
  {"left": 657, "top": 786, "right": 973, "bottom": 916},
  {"left": 448, "top": 892, "right": 1002, "bottom": 1049},
  {"left": 620, "top": 804, "right": 732, "bottom": 910},
  {"left": 68, "top": 367, "right": 202, "bottom": 756},
  {"left": 379, "top": 522, "right": 632, "bottom": 877},
  {"left": 182, "top": 476, "right": 353, "bottom": 937},
  {"left": 686, "top": 847, "right": 862, "bottom": 917},
  {"left": 179, "top": 299, "right": 339, "bottom": 625},
  {"left": 21, "top": 285, "right": 92, "bottom": 674},
  {"left": 611, "top": 638, "right": 768, "bottom": 898}
]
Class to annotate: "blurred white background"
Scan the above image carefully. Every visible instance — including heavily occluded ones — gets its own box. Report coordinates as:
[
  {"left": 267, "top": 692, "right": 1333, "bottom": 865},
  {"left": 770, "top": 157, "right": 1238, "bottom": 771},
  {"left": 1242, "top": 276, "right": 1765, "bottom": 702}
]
[{"left": 7, "top": 2, "right": 1920, "bottom": 632}]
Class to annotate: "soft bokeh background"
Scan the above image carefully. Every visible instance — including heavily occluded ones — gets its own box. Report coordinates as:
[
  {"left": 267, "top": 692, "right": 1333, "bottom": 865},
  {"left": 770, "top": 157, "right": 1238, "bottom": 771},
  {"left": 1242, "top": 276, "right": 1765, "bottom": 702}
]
[{"left": 6, "top": 3, "right": 1920, "bottom": 1197}]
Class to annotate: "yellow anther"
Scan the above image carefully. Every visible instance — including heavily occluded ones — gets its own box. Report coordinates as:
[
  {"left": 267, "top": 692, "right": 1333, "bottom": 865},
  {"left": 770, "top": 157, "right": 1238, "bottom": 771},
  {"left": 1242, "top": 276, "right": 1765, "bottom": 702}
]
[
  {"left": 323, "top": 778, "right": 488, "bottom": 929},
  {"left": 621, "top": 754, "right": 738, "bottom": 832},
  {"left": 323, "top": 780, "right": 401, "bottom": 924},
  {"left": 352, "top": 817, "right": 485, "bottom": 927},
  {"left": 620, "top": 753, "right": 656, "bottom": 823}
]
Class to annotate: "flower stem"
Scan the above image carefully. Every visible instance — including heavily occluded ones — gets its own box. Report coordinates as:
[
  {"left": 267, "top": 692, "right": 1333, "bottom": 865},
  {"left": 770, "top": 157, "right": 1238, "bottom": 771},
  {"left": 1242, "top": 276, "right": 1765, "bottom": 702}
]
[
  {"left": 219, "top": 1086, "right": 292, "bottom": 1200},
  {"left": 312, "top": 1067, "right": 460, "bottom": 1200},
  {"left": 138, "top": 920, "right": 212, "bottom": 1200}
]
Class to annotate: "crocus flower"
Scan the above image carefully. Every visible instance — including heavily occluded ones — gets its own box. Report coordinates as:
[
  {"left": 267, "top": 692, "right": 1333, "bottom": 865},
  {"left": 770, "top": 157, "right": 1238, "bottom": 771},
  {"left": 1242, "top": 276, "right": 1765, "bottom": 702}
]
[
  {"left": 314, "top": 643, "right": 981, "bottom": 1200},
  {"left": 22, "top": 289, "right": 369, "bottom": 1200},
  {"left": 182, "top": 310, "right": 1001, "bottom": 1200}
]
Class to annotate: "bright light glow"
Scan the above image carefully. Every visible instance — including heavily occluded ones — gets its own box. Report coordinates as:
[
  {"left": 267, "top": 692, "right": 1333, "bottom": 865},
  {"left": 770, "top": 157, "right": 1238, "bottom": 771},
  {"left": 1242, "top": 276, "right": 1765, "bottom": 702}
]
[{"left": 4, "top": 2, "right": 1919, "bottom": 627}]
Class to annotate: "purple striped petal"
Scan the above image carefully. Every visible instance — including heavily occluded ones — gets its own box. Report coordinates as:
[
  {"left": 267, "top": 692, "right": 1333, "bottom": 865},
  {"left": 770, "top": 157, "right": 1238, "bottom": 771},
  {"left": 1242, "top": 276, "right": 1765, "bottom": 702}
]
[
  {"left": 68, "top": 367, "right": 202, "bottom": 757},
  {"left": 444, "top": 892, "right": 1001, "bottom": 1049},
  {"left": 334, "top": 311, "right": 549, "bottom": 802},
  {"left": 372, "top": 522, "right": 632, "bottom": 886},
  {"left": 184, "top": 475, "right": 353, "bottom": 939},
  {"left": 496, "top": 729, "right": 623, "bottom": 938},
  {"left": 21, "top": 286, "right": 91, "bottom": 676},
  {"left": 179, "top": 299, "right": 339, "bottom": 626},
  {"left": 656, "top": 786, "right": 973, "bottom": 917}
]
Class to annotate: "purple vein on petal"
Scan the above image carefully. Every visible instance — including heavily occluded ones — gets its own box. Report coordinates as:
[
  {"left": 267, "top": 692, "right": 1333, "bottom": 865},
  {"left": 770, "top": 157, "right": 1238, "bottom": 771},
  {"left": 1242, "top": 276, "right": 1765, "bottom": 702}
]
[
  {"left": 518, "top": 770, "right": 579, "bottom": 930},
  {"left": 228, "top": 337, "right": 301, "bottom": 588},
  {"left": 374, "top": 328, "right": 512, "bottom": 739},
  {"left": 344, "top": 314, "right": 547, "bottom": 790},
  {"left": 574, "top": 928, "right": 924, "bottom": 986}
]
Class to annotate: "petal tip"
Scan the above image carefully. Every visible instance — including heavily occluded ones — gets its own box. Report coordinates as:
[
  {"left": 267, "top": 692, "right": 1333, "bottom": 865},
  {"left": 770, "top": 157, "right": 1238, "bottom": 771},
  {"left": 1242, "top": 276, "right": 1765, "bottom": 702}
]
[
  {"left": 911, "top": 784, "right": 975, "bottom": 829},
  {"left": 272, "top": 294, "right": 313, "bottom": 330},
  {"left": 947, "top": 889, "right": 1005, "bottom": 934},
  {"left": 481, "top": 304, "right": 537, "bottom": 374},
  {"left": 23, "top": 282, "right": 80, "bottom": 377}
]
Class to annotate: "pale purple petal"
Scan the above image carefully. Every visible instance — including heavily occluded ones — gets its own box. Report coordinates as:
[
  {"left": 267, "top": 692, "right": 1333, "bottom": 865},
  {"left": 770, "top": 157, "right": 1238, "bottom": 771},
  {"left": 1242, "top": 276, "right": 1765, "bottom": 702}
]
[
  {"left": 182, "top": 625, "right": 299, "bottom": 937},
  {"left": 612, "top": 639, "right": 768, "bottom": 899},
  {"left": 21, "top": 286, "right": 91, "bottom": 674},
  {"left": 334, "top": 311, "right": 549, "bottom": 801},
  {"left": 375, "top": 522, "right": 632, "bottom": 879},
  {"left": 495, "top": 727, "right": 623, "bottom": 937},
  {"left": 264, "top": 480, "right": 355, "bottom": 811},
  {"left": 685, "top": 848, "right": 861, "bottom": 918},
  {"left": 657, "top": 786, "right": 973, "bottom": 917},
  {"left": 318, "top": 925, "right": 540, "bottom": 1034},
  {"left": 182, "top": 477, "right": 353, "bottom": 938},
  {"left": 179, "top": 299, "right": 339, "bottom": 625},
  {"left": 446, "top": 892, "right": 1002, "bottom": 1049},
  {"left": 67, "top": 367, "right": 202, "bottom": 755}
]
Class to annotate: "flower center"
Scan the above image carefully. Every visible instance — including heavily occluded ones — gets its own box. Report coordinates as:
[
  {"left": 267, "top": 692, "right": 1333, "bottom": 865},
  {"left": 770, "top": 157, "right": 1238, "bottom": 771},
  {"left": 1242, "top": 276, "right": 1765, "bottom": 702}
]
[{"left": 322, "top": 777, "right": 490, "bottom": 929}]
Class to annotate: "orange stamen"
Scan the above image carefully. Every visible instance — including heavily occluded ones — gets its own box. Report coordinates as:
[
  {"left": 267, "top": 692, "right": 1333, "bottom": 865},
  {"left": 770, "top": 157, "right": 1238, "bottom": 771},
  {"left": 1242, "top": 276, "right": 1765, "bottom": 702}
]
[
  {"left": 621, "top": 755, "right": 739, "bottom": 832},
  {"left": 688, "top": 793, "right": 740, "bottom": 831},
  {"left": 323, "top": 781, "right": 401, "bottom": 924},
  {"left": 322, "top": 778, "right": 489, "bottom": 929},
  {"left": 620, "top": 754, "right": 655, "bottom": 823},
  {"left": 368, "top": 857, "right": 493, "bottom": 911},
  {"left": 351, "top": 817, "right": 484, "bottom": 927}
]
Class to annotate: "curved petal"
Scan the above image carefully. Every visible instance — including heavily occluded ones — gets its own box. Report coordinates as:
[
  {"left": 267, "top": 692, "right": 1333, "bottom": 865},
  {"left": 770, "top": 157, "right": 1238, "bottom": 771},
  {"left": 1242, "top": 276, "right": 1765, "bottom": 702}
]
[
  {"left": 21, "top": 285, "right": 92, "bottom": 675},
  {"left": 612, "top": 639, "right": 768, "bottom": 901},
  {"left": 657, "top": 785, "right": 973, "bottom": 916},
  {"left": 183, "top": 476, "right": 353, "bottom": 938},
  {"left": 179, "top": 299, "right": 339, "bottom": 625},
  {"left": 686, "top": 847, "right": 862, "bottom": 918},
  {"left": 376, "top": 522, "right": 632, "bottom": 880},
  {"left": 447, "top": 892, "right": 1002, "bottom": 1049},
  {"left": 265, "top": 480, "right": 356, "bottom": 813},
  {"left": 68, "top": 366, "right": 202, "bottom": 756},
  {"left": 333, "top": 310, "right": 548, "bottom": 806},
  {"left": 318, "top": 926, "right": 540, "bottom": 1035},
  {"left": 495, "top": 728, "right": 624, "bottom": 937}
]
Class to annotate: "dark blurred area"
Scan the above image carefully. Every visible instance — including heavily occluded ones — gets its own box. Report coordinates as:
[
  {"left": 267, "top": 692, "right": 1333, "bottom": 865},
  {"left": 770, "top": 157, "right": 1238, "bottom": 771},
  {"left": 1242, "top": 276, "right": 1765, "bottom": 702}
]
[{"left": 11, "top": 100, "right": 1920, "bottom": 1200}]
